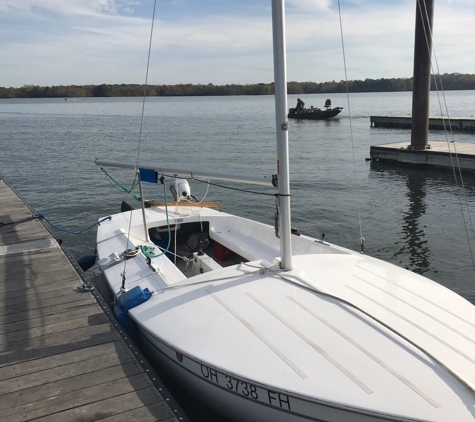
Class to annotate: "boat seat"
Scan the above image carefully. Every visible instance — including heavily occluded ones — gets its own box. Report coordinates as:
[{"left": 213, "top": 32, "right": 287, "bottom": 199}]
[{"left": 209, "top": 227, "right": 278, "bottom": 264}]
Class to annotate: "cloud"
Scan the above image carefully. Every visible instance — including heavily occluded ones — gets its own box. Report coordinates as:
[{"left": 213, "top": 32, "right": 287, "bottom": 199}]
[
  {"left": 286, "top": 0, "right": 331, "bottom": 12},
  {"left": 0, "top": 0, "right": 137, "bottom": 16},
  {"left": 0, "top": 0, "right": 473, "bottom": 87}
]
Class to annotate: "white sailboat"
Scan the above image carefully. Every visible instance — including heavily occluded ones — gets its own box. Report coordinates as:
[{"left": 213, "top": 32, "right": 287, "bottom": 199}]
[{"left": 94, "top": 1, "right": 475, "bottom": 421}]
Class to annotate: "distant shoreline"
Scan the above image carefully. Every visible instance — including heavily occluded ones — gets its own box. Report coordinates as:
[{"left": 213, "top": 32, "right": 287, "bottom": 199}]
[{"left": 1, "top": 73, "right": 474, "bottom": 99}]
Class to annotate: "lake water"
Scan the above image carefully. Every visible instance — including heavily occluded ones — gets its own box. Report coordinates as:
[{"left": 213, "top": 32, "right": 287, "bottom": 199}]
[{"left": 2, "top": 91, "right": 475, "bottom": 419}]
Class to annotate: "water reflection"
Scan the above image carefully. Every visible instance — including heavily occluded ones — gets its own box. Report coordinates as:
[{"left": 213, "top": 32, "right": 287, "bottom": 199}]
[
  {"left": 368, "top": 161, "right": 473, "bottom": 276},
  {"left": 395, "top": 167, "right": 431, "bottom": 275}
]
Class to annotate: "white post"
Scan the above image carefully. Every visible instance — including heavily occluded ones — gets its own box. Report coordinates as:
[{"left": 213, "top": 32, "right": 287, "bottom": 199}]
[{"left": 272, "top": 0, "right": 292, "bottom": 270}]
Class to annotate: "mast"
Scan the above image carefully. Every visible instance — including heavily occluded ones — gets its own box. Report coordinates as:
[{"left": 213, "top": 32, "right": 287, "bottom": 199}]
[
  {"left": 410, "top": 0, "right": 434, "bottom": 150},
  {"left": 271, "top": 0, "right": 292, "bottom": 270}
]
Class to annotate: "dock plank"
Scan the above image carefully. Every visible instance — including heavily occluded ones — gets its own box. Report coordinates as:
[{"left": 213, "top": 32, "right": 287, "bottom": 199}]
[
  {"left": 0, "top": 303, "right": 101, "bottom": 335},
  {"left": 0, "top": 296, "right": 98, "bottom": 326},
  {"left": 0, "top": 323, "right": 118, "bottom": 360},
  {"left": 32, "top": 389, "right": 165, "bottom": 422},
  {"left": 0, "top": 311, "right": 107, "bottom": 345},
  {"left": 4, "top": 374, "right": 156, "bottom": 422},
  {"left": 0, "top": 344, "right": 137, "bottom": 396},
  {"left": 0, "top": 178, "right": 189, "bottom": 422},
  {"left": 0, "top": 340, "right": 128, "bottom": 381},
  {"left": 97, "top": 403, "right": 180, "bottom": 422},
  {"left": 0, "top": 360, "right": 143, "bottom": 414}
]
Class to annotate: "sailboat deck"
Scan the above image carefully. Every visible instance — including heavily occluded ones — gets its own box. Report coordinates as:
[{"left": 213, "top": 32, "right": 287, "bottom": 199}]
[
  {"left": 0, "top": 178, "right": 187, "bottom": 422},
  {"left": 130, "top": 259, "right": 474, "bottom": 421}
]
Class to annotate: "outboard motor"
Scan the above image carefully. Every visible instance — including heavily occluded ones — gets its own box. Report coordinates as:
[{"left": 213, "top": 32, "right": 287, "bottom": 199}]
[{"left": 170, "top": 178, "right": 192, "bottom": 201}]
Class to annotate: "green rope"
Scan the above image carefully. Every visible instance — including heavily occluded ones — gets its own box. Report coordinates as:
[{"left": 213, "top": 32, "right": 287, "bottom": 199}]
[
  {"left": 101, "top": 167, "right": 141, "bottom": 201},
  {"left": 139, "top": 245, "right": 161, "bottom": 258}
]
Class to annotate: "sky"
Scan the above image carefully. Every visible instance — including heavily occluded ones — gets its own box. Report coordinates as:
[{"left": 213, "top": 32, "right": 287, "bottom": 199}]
[{"left": 0, "top": 0, "right": 473, "bottom": 88}]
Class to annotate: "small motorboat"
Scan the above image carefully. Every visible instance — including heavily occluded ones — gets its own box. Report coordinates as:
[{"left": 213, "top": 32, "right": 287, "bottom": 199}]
[{"left": 289, "top": 98, "right": 343, "bottom": 120}]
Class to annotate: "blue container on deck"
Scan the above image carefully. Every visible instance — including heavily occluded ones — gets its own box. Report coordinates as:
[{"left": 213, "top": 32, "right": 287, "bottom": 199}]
[
  {"left": 114, "top": 286, "right": 152, "bottom": 336},
  {"left": 118, "top": 285, "right": 152, "bottom": 313},
  {"left": 114, "top": 304, "right": 135, "bottom": 334}
]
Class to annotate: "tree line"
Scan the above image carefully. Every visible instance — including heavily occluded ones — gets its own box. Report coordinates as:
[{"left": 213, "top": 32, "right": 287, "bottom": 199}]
[{"left": 1, "top": 73, "right": 474, "bottom": 99}]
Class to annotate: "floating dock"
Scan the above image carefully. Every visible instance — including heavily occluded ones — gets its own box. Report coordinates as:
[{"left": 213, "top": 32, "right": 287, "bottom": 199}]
[
  {"left": 370, "top": 115, "right": 475, "bottom": 131},
  {"left": 370, "top": 141, "right": 475, "bottom": 171},
  {"left": 0, "top": 177, "right": 188, "bottom": 422}
]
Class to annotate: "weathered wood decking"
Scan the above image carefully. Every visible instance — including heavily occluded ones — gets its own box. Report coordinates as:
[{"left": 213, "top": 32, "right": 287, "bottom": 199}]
[
  {"left": 370, "top": 140, "right": 475, "bottom": 172},
  {"left": 0, "top": 177, "right": 188, "bottom": 422},
  {"left": 370, "top": 115, "right": 475, "bottom": 131}
]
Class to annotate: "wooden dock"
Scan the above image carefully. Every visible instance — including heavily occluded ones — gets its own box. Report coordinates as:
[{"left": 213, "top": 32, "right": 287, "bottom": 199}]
[
  {"left": 370, "top": 115, "right": 475, "bottom": 131},
  {"left": 0, "top": 177, "right": 188, "bottom": 422},
  {"left": 370, "top": 141, "right": 475, "bottom": 172}
]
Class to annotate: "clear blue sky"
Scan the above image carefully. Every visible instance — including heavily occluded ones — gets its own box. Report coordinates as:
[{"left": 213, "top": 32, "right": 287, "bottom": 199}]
[{"left": 1, "top": 0, "right": 473, "bottom": 88}]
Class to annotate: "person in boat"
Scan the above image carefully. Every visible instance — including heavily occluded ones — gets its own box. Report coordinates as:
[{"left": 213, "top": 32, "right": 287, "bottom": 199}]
[{"left": 295, "top": 98, "right": 305, "bottom": 113}]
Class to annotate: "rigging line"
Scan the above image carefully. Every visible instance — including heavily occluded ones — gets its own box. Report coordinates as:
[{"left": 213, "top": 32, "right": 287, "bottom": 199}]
[
  {"left": 157, "top": 173, "right": 276, "bottom": 197},
  {"left": 194, "top": 178, "right": 211, "bottom": 205},
  {"left": 135, "top": 0, "right": 158, "bottom": 167},
  {"left": 417, "top": 0, "right": 475, "bottom": 271},
  {"left": 192, "top": 176, "right": 277, "bottom": 197},
  {"left": 122, "top": 0, "right": 159, "bottom": 288},
  {"left": 337, "top": 0, "right": 364, "bottom": 250}
]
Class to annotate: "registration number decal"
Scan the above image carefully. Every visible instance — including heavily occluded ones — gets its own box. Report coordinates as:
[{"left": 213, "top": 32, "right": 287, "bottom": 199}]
[{"left": 199, "top": 363, "right": 291, "bottom": 410}]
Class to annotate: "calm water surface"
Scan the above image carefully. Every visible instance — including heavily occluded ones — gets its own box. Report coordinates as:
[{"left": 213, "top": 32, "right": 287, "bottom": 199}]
[{"left": 2, "top": 91, "right": 475, "bottom": 420}]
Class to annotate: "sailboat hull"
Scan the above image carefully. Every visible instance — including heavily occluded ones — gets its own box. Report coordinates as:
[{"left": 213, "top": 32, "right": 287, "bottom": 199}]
[
  {"left": 137, "top": 322, "right": 425, "bottom": 422},
  {"left": 94, "top": 205, "right": 475, "bottom": 422}
]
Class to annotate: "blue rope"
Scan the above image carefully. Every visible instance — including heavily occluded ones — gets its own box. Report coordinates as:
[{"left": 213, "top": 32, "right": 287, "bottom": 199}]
[
  {"left": 0, "top": 214, "right": 112, "bottom": 235},
  {"left": 38, "top": 215, "right": 112, "bottom": 235}
]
